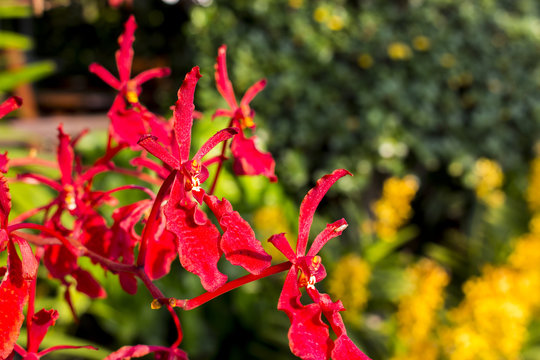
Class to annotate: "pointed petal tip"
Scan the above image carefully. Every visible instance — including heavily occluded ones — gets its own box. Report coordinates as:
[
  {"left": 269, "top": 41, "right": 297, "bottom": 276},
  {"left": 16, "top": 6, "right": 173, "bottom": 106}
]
[
  {"left": 0, "top": 96, "right": 23, "bottom": 118},
  {"left": 189, "top": 66, "right": 202, "bottom": 79},
  {"left": 137, "top": 134, "right": 158, "bottom": 145}
]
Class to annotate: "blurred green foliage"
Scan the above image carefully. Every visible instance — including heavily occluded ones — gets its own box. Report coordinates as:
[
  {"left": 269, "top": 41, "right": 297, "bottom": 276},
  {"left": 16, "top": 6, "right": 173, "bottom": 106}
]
[
  {"left": 0, "top": 3, "right": 55, "bottom": 96},
  {"left": 185, "top": 0, "right": 540, "bottom": 250}
]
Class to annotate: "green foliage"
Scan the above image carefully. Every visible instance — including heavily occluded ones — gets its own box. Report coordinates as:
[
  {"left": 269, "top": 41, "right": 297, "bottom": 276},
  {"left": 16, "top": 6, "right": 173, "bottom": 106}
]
[
  {"left": 0, "top": 61, "right": 56, "bottom": 94},
  {"left": 0, "top": 31, "right": 32, "bottom": 50},
  {"left": 0, "top": 4, "right": 31, "bottom": 18},
  {"left": 184, "top": 0, "right": 540, "bottom": 245},
  {"left": 0, "top": 4, "right": 55, "bottom": 96}
]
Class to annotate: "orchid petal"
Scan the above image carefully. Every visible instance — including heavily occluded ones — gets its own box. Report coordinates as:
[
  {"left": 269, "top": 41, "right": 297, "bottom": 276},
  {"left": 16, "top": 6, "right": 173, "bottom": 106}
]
[
  {"left": 119, "top": 273, "right": 138, "bottom": 295},
  {"left": 131, "top": 156, "right": 169, "bottom": 179},
  {"left": 138, "top": 135, "right": 180, "bottom": 169},
  {"left": 230, "top": 132, "right": 277, "bottom": 181},
  {"left": 278, "top": 268, "right": 332, "bottom": 360},
  {"left": 332, "top": 336, "right": 372, "bottom": 360},
  {"left": 104, "top": 345, "right": 188, "bottom": 360},
  {"left": 108, "top": 96, "right": 148, "bottom": 149},
  {"left": 174, "top": 67, "right": 202, "bottom": 162},
  {"left": 78, "top": 212, "right": 111, "bottom": 258},
  {"left": 147, "top": 112, "right": 172, "bottom": 148},
  {"left": 307, "top": 219, "right": 348, "bottom": 257},
  {"left": 268, "top": 233, "right": 296, "bottom": 262},
  {"left": 77, "top": 163, "right": 110, "bottom": 185},
  {"left": 72, "top": 268, "right": 106, "bottom": 299},
  {"left": 0, "top": 96, "right": 22, "bottom": 118},
  {"left": 215, "top": 45, "right": 238, "bottom": 109},
  {"left": 116, "top": 15, "right": 136, "bottom": 83},
  {"left": 0, "top": 151, "right": 8, "bottom": 173},
  {"left": 240, "top": 78, "right": 267, "bottom": 107},
  {"left": 202, "top": 155, "right": 226, "bottom": 167},
  {"left": 0, "top": 239, "right": 37, "bottom": 359},
  {"left": 165, "top": 178, "right": 226, "bottom": 292},
  {"left": 211, "top": 108, "right": 234, "bottom": 120},
  {"left": 318, "top": 293, "right": 372, "bottom": 360},
  {"left": 109, "top": 200, "right": 150, "bottom": 262},
  {"left": 11, "top": 235, "right": 38, "bottom": 279},
  {"left": 205, "top": 195, "right": 271, "bottom": 274},
  {"left": 297, "top": 169, "right": 351, "bottom": 256},
  {"left": 44, "top": 244, "right": 78, "bottom": 279},
  {"left": 132, "top": 67, "right": 171, "bottom": 86},
  {"left": 145, "top": 226, "right": 177, "bottom": 280},
  {"left": 193, "top": 127, "right": 238, "bottom": 163},
  {"left": 17, "top": 173, "right": 63, "bottom": 192},
  {"left": 27, "top": 309, "right": 59, "bottom": 353},
  {"left": 37, "top": 344, "right": 97, "bottom": 357},
  {"left": 57, "top": 124, "right": 74, "bottom": 186},
  {"left": 88, "top": 63, "right": 121, "bottom": 90},
  {"left": 0, "top": 174, "right": 11, "bottom": 228}
]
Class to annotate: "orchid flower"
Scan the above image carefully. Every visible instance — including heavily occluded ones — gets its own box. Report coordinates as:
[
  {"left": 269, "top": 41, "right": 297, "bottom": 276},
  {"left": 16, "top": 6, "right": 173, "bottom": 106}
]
[
  {"left": 269, "top": 169, "right": 372, "bottom": 360},
  {"left": 213, "top": 45, "right": 277, "bottom": 182},
  {"left": 13, "top": 294, "right": 96, "bottom": 359},
  {"left": 15, "top": 125, "right": 108, "bottom": 300},
  {"left": 139, "top": 67, "right": 271, "bottom": 292},
  {"left": 0, "top": 97, "right": 39, "bottom": 358},
  {"left": 0, "top": 175, "right": 38, "bottom": 358},
  {"left": 89, "top": 15, "right": 171, "bottom": 148}
]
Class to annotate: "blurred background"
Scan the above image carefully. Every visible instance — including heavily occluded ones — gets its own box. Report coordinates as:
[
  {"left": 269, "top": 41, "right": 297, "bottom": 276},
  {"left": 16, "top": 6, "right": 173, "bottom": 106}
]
[{"left": 2, "top": 0, "right": 540, "bottom": 359}]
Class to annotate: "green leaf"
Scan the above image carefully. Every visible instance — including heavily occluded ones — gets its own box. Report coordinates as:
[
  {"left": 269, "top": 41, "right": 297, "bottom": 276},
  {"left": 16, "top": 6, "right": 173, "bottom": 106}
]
[
  {"left": 0, "top": 5, "right": 31, "bottom": 18},
  {"left": 0, "top": 31, "right": 32, "bottom": 50},
  {"left": 0, "top": 60, "right": 55, "bottom": 92}
]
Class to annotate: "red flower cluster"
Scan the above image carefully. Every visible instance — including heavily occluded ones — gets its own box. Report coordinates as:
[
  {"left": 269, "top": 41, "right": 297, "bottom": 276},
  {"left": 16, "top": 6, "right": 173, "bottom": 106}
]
[{"left": 0, "top": 16, "right": 371, "bottom": 360}]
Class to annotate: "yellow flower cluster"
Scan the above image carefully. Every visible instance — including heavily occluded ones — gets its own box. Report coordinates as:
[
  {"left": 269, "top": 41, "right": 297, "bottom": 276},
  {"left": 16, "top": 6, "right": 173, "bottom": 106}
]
[
  {"left": 328, "top": 254, "right": 371, "bottom": 325},
  {"left": 442, "top": 264, "right": 537, "bottom": 360},
  {"left": 313, "top": 5, "right": 345, "bottom": 31},
  {"left": 412, "top": 36, "right": 431, "bottom": 51},
  {"left": 392, "top": 259, "right": 449, "bottom": 360},
  {"left": 357, "top": 53, "right": 374, "bottom": 69},
  {"left": 508, "top": 231, "right": 540, "bottom": 308},
  {"left": 387, "top": 42, "right": 412, "bottom": 60},
  {"left": 526, "top": 157, "right": 540, "bottom": 212},
  {"left": 440, "top": 156, "right": 540, "bottom": 359},
  {"left": 472, "top": 158, "right": 505, "bottom": 208},
  {"left": 371, "top": 175, "right": 419, "bottom": 240}
]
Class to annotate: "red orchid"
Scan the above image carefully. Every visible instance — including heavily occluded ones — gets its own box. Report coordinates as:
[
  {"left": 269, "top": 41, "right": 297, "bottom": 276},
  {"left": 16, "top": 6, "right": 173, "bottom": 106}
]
[
  {"left": 213, "top": 45, "right": 277, "bottom": 182},
  {"left": 0, "top": 97, "right": 39, "bottom": 359},
  {"left": 89, "top": 15, "right": 171, "bottom": 148},
  {"left": 0, "top": 175, "right": 38, "bottom": 359},
  {"left": 89, "top": 16, "right": 170, "bottom": 105},
  {"left": 139, "top": 66, "right": 271, "bottom": 292},
  {"left": 108, "top": 95, "right": 173, "bottom": 150},
  {"left": 17, "top": 125, "right": 109, "bottom": 299},
  {"left": 269, "top": 169, "right": 371, "bottom": 360},
  {"left": 107, "top": 198, "right": 177, "bottom": 293},
  {"left": 13, "top": 296, "right": 97, "bottom": 359}
]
